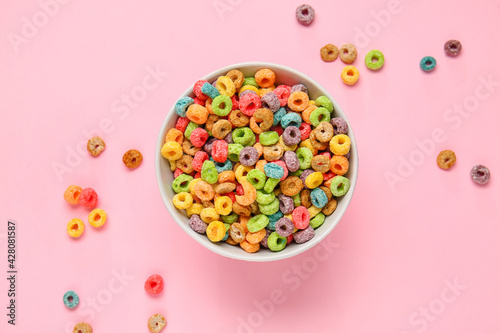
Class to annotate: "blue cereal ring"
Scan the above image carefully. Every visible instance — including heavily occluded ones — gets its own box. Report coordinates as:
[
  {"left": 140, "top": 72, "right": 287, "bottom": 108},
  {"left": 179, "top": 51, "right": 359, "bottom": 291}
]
[
  {"left": 268, "top": 211, "right": 284, "bottom": 223},
  {"left": 175, "top": 96, "right": 194, "bottom": 117},
  {"left": 273, "top": 107, "right": 287, "bottom": 126},
  {"left": 281, "top": 112, "right": 302, "bottom": 128},
  {"left": 264, "top": 163, "right": 285, "bottom": 179},
  {"left": 420, "top": 56, "right": 436, "bottom": 72},
  {"left": 201, "top": 82, "right": 220, "bottom": 99},
  {"left": 63, "top": 290, "right": 80, "bottom": 309},
  {"left": 310, "top": 188, "right": 328, "bottom": 208},
  {"left": 210, "top": 157, "right": 233, "bottom": 172}
]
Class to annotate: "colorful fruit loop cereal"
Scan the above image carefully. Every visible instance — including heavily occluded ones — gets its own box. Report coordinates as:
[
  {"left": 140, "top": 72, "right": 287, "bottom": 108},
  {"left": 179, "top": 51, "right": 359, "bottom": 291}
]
[
  {"left": 67, "top": 218, "right": 85, "bottom": 238},
  {"left": 296, "top": 4, "right": 315, "bottom": 26},
  {"left": 365, "top": 50, "right": 385, "bottom": 70},
  {"left": 122, "top": 149, "right": 143, "bottom": 168},
  {"left": 444, "top": 40, "right": 462, "bottom": 57},
  {"left": 420, "top": 56, "right": 436, "bottom": 72},
  {"left": 64, "top": 185, "right": 82, "bottom": 205},
  {"left": 79, "top": 187, "right": 98, "bottom": 208},
  {"left": 470, "top": 165, "right": 490, "bottom": 185},
  {"left": 88, "top": 208, "right": 107, "bottom": 227},
  {"left": 87, "top": 136, "right": 106, "bottom": 156},
  {"left": 436, "top": 150, "right": 456, "bottom": 170},
  {"left": 63, "top": 290, "right": 79, "bottom": 309},
  {"left": 341, "top": 66, "right": 360, "bottom": 86},
  {"left": 163, "top": 68, "right": 354, "bottom": 253},
  {"left": 339, "top": 44, "right": 357, "bottom": 64},
  {"left": 144, "top": 274, "right": 164, "bottom": 295},
  {"left": 148, "top": 313, "right": 167, "bottom": 332},
  {"left": 320, "top": 44, "right": 339, "bottom": 62},
  {"left": 73, "top": 322, "right": 92, "bottom": 333}
]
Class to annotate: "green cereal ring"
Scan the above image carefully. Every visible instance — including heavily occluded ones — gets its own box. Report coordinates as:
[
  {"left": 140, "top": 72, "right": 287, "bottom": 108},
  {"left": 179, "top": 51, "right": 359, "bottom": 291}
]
[
  {"left": 259, "top": 197, "right": 280, "bottom": 215},
  {"left": 330, "top": 175, "right": 350, "bottom": 197},
  {"left": 212, "top": 95, "right": 233, "bottom": 116},
  {"left": 247, "top": 169, "right": 267, "bottom": 190},
  {"left": 221, "top": 212, "right": 239, "bottom": 224},
  {"left": 365, "top": 50, "right": 385, "bottom": 70},
  {"left": 184, "top": 121, "right": 199, "bottom": 139},
  {"left": 245, "top": 135, "right": 256, "bottom": 147},
  {"left": 228, "top": 144, "right": 244, "bottom": 162},
  {"left": 259, "top": 131, "right": 279, "bottom": 146},
  {"left": 63, "top": 290, "right": 79, "bottom": 309},
  {"left": 247, "top": 214, "right": 270, "bottom": 233},
  {"left": 290, "top": 169, "right": 303, "bottom": 177},
  {"left": 263, "top": 177, "right": 280, "bottom": 193},
  {"left": 296, "top": 147, "right": 313, "bottom": 169},
  {"left": 292, "top": 193, "right": 301, "bottom": 207},
  {"left": 256, "top": 190, "right": 275, "bottom": 205},
  {"left": 309, "top": 107, "right": 331, "bottom": 127},
  {"left": 232, "top": 127, "right": 255, "bottom": 146},
  {"left": 310, "top": 212, "right": 325, "bottom": 229},
  {"left": 420, "top": 56, "right": 436, "bottom": 72},
  {"left": 172, "top": 174, "right": 193, "bottom": 193},
  {"left": 267, "top": 232, "right": 287, "bottom": 252},
  {"left": 315, "top": 96, "right": 334, "bottom": 112},
  {"left": 243, "top": 77, "right": 258, "bottom": 88},
  {"left": 201, "top": 160, "right": 218, "bottom": 184}
]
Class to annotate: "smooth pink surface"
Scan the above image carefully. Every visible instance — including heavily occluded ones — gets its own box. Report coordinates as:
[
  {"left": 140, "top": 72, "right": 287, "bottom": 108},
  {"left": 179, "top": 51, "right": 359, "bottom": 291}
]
[{"left": 1, "top": 0, "right": 499, "bottom": 332}]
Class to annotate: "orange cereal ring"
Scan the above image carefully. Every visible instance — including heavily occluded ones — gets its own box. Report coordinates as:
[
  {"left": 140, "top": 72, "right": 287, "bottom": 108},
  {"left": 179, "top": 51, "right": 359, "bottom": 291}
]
[
  {"left": 205, "top": 98, "right": 214, "bottom": 114},
  {"left": 249, "top": 108, "right": 274, "bottom": 134},
  {"left": 186, "top": 104, "right": 209, "bottom": 125},
  {"left": 300, "top": 189, "right": 312, "bottom": 208},
  {"left": 255, "top": 159, "right": 267, "bottom": 172},
  {"left": 122, "top": 149, "right": 143, "bottom": 168},
  {"left": 64, "top": 185, "right": 82, "bottom": 205},
  {"left": 182, "top": 139, "right": 200, "bottom": 156},
  {"left": 239, "top": 215, "right": 250, "bottom": 232},
  {"left": 288, "top": 91, "right": 310, "bottom": 112},
  {"left": 176, "top": 154, "right": 194, "bottom": 174},
  {"left": 218, "top": 170, "right": 236, "bottom": 184},
  {"left": 226, "top": 69, "right": 244, "bottom": 90},
  {"left": 280, "top": 176, "right": 304, "bottom": 196},
  {"left": 194, "top": 181, "right": 215, "bottom": 201},
  {"left": 319, "top": 185, "right": 333, "bottom": 201},
  {"left": 226, "top": 236, "right": 238, "bottom": 245},
  {"left": 240, "top": 240, "right": 260, "bottom": 253},
  {"left": 246, "top": 228, "right": 267, "bottom": 244},
  {"left": 87, "top": 136, "right": 106, "bottom": 157},
  {"left": 232, "top": 202, "right": 252, "bottom": 217},
  {"left": 73, "top": 322, "right": 92, "bottom": 333},
  {"left": 255, "top": 68, "right": 276, "bottom": 88},
  {"left": 212, "top": 120, "right": 232, "bottom": 139},
  {"left": 302, "top": 105, "right": 317, "bottom": 124},
  {"left": 235, "top": 182, "right": 257, "bottom": 206},
  {"left": 228, "top": 109, "right": 250, "bottom": 128},
  {"left": 165, "top": 128, "right": 184, "bottom": 146},
  {"left": 254, "top": 142, "right": 263, "bottom": 158},
  {"left": 205, "top": 114, "right": 220, "bottom": 133},
  {"left": 330, "top": 155, "right": 349, "bottom": 175}
]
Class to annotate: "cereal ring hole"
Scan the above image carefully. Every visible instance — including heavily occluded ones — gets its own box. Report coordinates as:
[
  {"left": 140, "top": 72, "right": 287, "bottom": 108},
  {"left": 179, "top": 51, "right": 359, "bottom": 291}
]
[
  {"left": 294, "top": 99, "right": 303, "bottom": 105},
  {"left": 334, "top": 164, "right": 342, "bottom": 171},
  {"left": 347, "top": 70, "right": 354, "bottom": 76},
  {"left": 71, "top": 223, "right": 79, "bottom": 231},
  {"left": 219, "top": 102, "right": 226, "bottom": 109},
  {"left": 150, "top": 281, "right": 157, "bottom": 288},
  {"left": 477, "top": 171, "right": 485, "bottom": 176},
  {"left": 94, "top": 214, "right": 101, "bottom": 221},
  {"left": 371, "top": 57, "right": 379, "bottom": 63},
  {"left": 338, "top": 137, "right": 346, "bottom": 144},
  {"left": 426, "top": 60, "right": 432, "bottom": 66},
  {"left": 68, "top": 296, "right": 74, "bottom": 303},
  {"left": 343, "top": 50, "right": 349, "bottom": 55},
  {"left": 301, "top": 8, "right": 309, "bottom": 15}
]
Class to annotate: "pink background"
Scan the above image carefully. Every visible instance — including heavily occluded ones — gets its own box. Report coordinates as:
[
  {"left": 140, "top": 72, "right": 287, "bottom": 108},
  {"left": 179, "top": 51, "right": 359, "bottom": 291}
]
[{"left": 1, "top": 0, "right": 499, "bottom": 332}]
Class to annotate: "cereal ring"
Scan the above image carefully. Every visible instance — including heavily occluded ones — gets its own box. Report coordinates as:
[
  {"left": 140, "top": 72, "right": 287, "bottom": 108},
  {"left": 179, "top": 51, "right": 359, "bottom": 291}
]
[
  {"left": 296, "top": 4, "right": 315, "bottom": 26},
  {"left": 311, "top": 155, "right": 330, "bottom": 173},
  {"left": 322, "top": 198, "right": 337, "bottom": 215},
  {"left": 229, "top": 223, "right": 246, "bottom": 243},
  {"left": 201, "top": 82, "right": 220, "bottom": 99},
  {"left": 148, "top": 313, "right": 167, "bottom": 333},
  {"left": 264, "top": 163, "right": 284, "bottom": 179},
  {"left": 245, "top": 169, "right": 265, "bottom": 190},
  {"left": 436, "top": 150, "right": 456, "bottom": 170},
  {"left": 192, "top": 151, "right": 209, "bottom": 172},
  {"left": 235, "top": 164, "right": 253, "bottom": 183},
  {"left": 305, "top": 172, "right": 323, "bottom": 189},
  {"left": 175, "top": 116, "right": 190, "bottom": 132},
  {"left": 144, "top": 274, "right": 163, "bottom": 295},
  {"left": 212, "top": 120, "right": 232, "bottom": 139},
  {"left": 255, "top": 68, "right": 276, "bottom": 88},
  {"left": 300, "top": 189, "right": 312, "bottom": 208},
  {"left": 310, "top": 212, "right": 325, "bottom": 229},
  {"left": 298, "top": 123, "right": 311, "bottom": 141},
  {"left": 73, "top": 323, "right": 92, "bottom": 333},
  {"left": 263, "top": 178, "right": 280, "bottom": 193},
  {"left": 123, "top": 149, "right": 143, "bottom": 168},
  {"left": 205, "top": 98, "right": 214, "bottom": 115},
  {"left": 207, "top": 221, "right": 226, "bottom": 242},
  {"left": 320, "top": 44, "right": 339, "bottom": 62},
  {"left": 215, "top": 76, "right": 236, "bottom": 97},
  {"left": 281, "top": 113, "right": 303, "bottom": 130},
  {"left": 292, "top": 206, "right": 310, "bottom": 229},
  {"left": 88, "top": 208, "right": 107, "bottom": 227},
  {"left": 283, "top": 151, "right": 300, "bottom": 172},
  {"left": 319, "top": 185, "right": 333, "bottom": 201},
  {"left": 79, "top": 188, "right": 98, "bottom": 208},
  {"left": 296, "top": 147, "right": 313, "bottom": 169},
  {"left": 182, "top": 139, "right": 200, "bottom": 156},
  {"left": 278, "top": 194, "right": 294, "bottom": 214},
  {"left": 236, "top": 181, "right": 257, "bottom": 206},
  {"left": 260, "top": 131, "right": 279, "bottom": 146},
  {"left": 420, "top": 56, "right": 436, "bottom": 72},
  {"left": 341, "top": 66, "right": 360, "bottom": 85},
  {"left": 470, "top": 165, "right": 490, "bottom": 185},
  {"left": 272, "top": 107, "right": 286, "bottom": 126},
  {"left": 238, "top": 85, "right": 260, "bottom": 98},
  {"left": 201, "top": 161, "right": 218, "bottom": 184},
  {"left": 189, "top": 214, "right": 206, "bottom": 234},
  {"left": 186, "top": 104, "right": 209, "bottom": 124},
  {"left": 250, "top": 108, "right": 274, "bottom": 134},
  {"left": 67, "top": 218, "right": 84, "bottom": 238},
  {"left": 293, "top": 225, "right": 315, "bottom": 244},
  {"left": 193, "top": 80, "right": 209, "bottom": 100},
  {"left": 275, "top": 217, "right": 294, "bottom": 237},
  {"left": 339, "top": 44, "right": 357, "bottom": 64},
  {"left": 184, "top": 121, "right": 199, "bottom": 139},
  {"left": 173, "top": 192, "right": 193, "bottom": 210},
  {"left": 229, "top": 109, "right": 250, "bottom": 128},
  {"left": 273, "top": 85, "right": 292, "bottom": 107},
  {"left": 232, "top": 202, "right": 252, "bottom": 217},
  {"left": 282, "top": 126, "right": 301, "bottom": 146},
  {"left": 261, "top": 92, "right": 280, "bottom": 112},
  {"left": 314, "top": 122, "right": 334, "bottom": 142},
  {"left": 310, "top": 188, "right": 328, "bottom": 208},
  {"left": 194, "top": 180, "right": 215, "bottom": 201},
  {"left": 280, "top": 176, "right": 304, "bottom": 196},
  {"left": 365, "top": 50, "right": 385, "bottom": 70},
  {"left": 240, "top": 240, "right": 260, "bottom": 253},
  {"left": 232, "top": 127, "right": 255, "bottom": 146},
  {"left": 287, "top": 91, "right": 309, "bottom": 112},
  {"left": 331, "top": 118, "right": 349, "bottom": 135},
  {"left": 239, "top": 147, "right": 259, "bottom": 166},
  {"left": 309, "top": 131, "right": 328, "bottom": 150},
  {"left": 63, "top": 290, "right": 79, "bottom": 309},
  {"left": 330, "top": 134, "right": 351, "bottom": 155},
  {"left": 202, "top": 200, "right": 215, "bottom": 208},
  {"left": 175, "top": 96, "right": 194, "bottom": 117},
  {"left": 215, "top": 196, "right": 232, "bottom": 215},
  {"left": 222, "top": 212, "right": 238, "bottom": 224},
  {"left": 315, "top": 96, "right": 334, "bottom": 112},
  {"left": 212, "top": 140, "right": 228, "bottom": 163},
  {"left": 330, "top": 176, "right": 350, "bottom": 197},
  {"left": 263, "top": 143, "right": 284, "bottom": 161},
  {"left": 64, "top": 185, "right": 82, "bottom": 205},
  {"left": 189, "top": 128, "right": 209, "bottom": 148},
  {"left": 161, "top": 141, "right": 182, "bottom": 161},
  {"left": 172, "top": 174, "right": 193, "bottom": 193},
  {"left": 330, "top": 155, "right": 349, "bottom": 175},
  {"left": 212, "top": 95, "right": 233, "bottom": 116},
  {"left": 246, "top": 228, "right": 267, "bottom": 244},
  {"left": 239, "top": 92, "right": 262, "bottom": 116},
  {"left": 444, "top": 40, "right": 462, "bottom": 57},
  {"left": 256, "top": 189, "right": 275, "bottom": 205},
  {"left": 87, "top": 136, "right": 106, "bottom": 157},
  {"left": 165, "top": 128, "right": 184, "bottom": 146},
  {"left": 200, "top": 207, "right": 220, "bottom": 223},
  {"left": 175, "top": 155, "right": 194, "bottom": 174},
  {"left": 247, "top": 214, "right": 270, "bottom": 233},
  {"left": 226, "top": 69, "right": 245, "bottom": 90}
]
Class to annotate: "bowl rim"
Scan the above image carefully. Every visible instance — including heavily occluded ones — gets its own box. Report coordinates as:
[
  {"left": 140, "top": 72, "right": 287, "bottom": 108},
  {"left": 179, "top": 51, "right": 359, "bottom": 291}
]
[{"left": 155, "top": 62, "right": 358, "bottom": 262}]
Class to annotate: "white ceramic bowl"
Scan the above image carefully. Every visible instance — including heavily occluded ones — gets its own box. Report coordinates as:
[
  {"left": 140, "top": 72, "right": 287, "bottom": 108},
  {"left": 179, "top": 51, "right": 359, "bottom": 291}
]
[{"left": 156, "top": 62, "right": 358, "bottom": 262}]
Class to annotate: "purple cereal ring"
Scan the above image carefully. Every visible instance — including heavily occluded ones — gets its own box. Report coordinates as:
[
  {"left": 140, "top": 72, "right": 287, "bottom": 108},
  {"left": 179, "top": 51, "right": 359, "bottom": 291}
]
[
  {"left": 203, "top": 137, "right": 217, "bottom": 155},
  {"left": 260, "top": 229, "right": 272, "bottom": 248},
  {"left": 470, "top": 165, "right": 490, "bottom": 185},
  {"left": 282, "top": 126, "right": 302, "bottom": 146},
  {"left": 240, "top": 90, "right": 258, "bottom": 98},
  {"left": 224, "top": 132, "right": 233, "bottom": 144},
  {"left": 290, "top": 84, "right": 308, "bottom": 94},
  {"left": 283, "top": 151, "right": 300, "bottom": 172},
  {"left": 189, "top": 215, "right": 206, "bottom": 234},
  {"left": 300, "top": 169, "right": 315, "bottom": 188},
  {"left": 239, "top": 146, "right": 259, "bottom": 166},
  {"left": 293, "top": 225, "right": 315, "bottom": 244},
  {"left": 275, "top": 217, "right": 295, "bottom": 237},
  {"left": 331, "top": 118, "right": 349, "bottom": 135},
  {"left": 261, "top": 92, "right": 281, "bottom": 113},
  {"left": 296, "top": 4, "right": 315, "bottom": 26},
  {"left": 278, "top": 194, "right": 294, "bottom": 214}
]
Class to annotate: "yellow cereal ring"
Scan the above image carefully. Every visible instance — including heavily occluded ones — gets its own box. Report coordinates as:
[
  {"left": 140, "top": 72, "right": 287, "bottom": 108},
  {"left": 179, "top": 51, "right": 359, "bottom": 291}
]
[
  {"left": 305, "top": 172, "right": 324, "bottom": 189},
  {"left": 173, "top": 192, "right": 193, "bottom": 209},
  {"left": 165, "top": 128, "right": 184, "bottom": 145},
  {"left": 215, "top": 196, "right": 233, "bottom": 216},
  {"left": 279, "top": 136, "right": 297, "bottom": 151},
  {"left": 64, "top": 185, "right": 82, "bottom": 205},
  {"left": 200, "top": 208, "right": 220, "bottom": 223},
  {"left": 168, "top": 159, "right": 176, "bottom": 172},
  {"left": 308, "top": 100, "right": 316, "bottom": 105},
  {"left": 206, "top": 221, "right": 226, "bottom": 242},
  {"left": 300, "top": 139, "right": 318, "bottom": 155},
  {"left": 88, "top": 208, "right": 107, "bottom": 228},
  {"left": 161, "top": 141, "right": 183, "bottom": 160},
  {"left": 341, "top": 65, "right": 360, "bottom": 86},
  {"left": 238, "top": 85, "right": 260, "bottom": 97},
  {"left": 186, "top": 203, "right": 203, "bottom": 217},
  {"left": 308, "top": 205, "right": 322, "bottom": 218},
  {"left": 186, "top": 104, "right": 209, "bottom": 125},
  {"left": 216, "top": 76, "right": 236, "bottom": 97},
  {"left": 330, "top": 134, "right": 351, "bottom": 155},
  {"left": 235, "top": 165, "right": 254, "bottom": 183},
  {"left": 67, "top": 218, "right": 84, "bottom": 238}
]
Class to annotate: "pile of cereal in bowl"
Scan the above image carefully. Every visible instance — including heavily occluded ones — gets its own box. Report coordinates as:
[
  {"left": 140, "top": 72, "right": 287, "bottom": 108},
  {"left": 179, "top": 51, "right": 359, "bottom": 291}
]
[{"left": 160, "top": 68, "right": 352, "bottom": 253}]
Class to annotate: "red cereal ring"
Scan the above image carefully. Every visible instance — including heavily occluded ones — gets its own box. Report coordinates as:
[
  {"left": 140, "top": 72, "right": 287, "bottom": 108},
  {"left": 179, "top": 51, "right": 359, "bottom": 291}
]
[
  {"left": 273, "top": 85, "right": 292, "bottom": 107},
  {"left": 175, "top": 117, "right": 190, "bottom": 133},
  {"left": 193, "top": 80, "right": 209, "bottom": 100},
  {"left": 193, "top": 97, "right": 205, "bottom": 105},
  {"left": 144, "top": 274, "right": 164, "bottom": 295},
  {"left": 270, "top": 125, "right": 284, "bottom": 136},
  {"left": 174, "top": 168, "right": 183, "bottom": 178},
  {"left": 189, "top": 128, "right": 209, "bottom": 147},
  {"left": 223, "top": 192, "right": 236, "bottom": 203},
  {"left": 236, "top": 184, "right": 244, "bottom": 196},
  {"left": 239, "top": 93, "right": 262, "bottom": 116},
  {"left": 299, "top": 122, "right": 311, "bottom": 140},
  {"left": 231, "top": 95, "right": 239, "bottom": 110},
  {"left": 292, "top": 206, "right": 310, "bottom": 229},
  {"left": 79, "top": 188, "right": 98, "bottom": 208},
  {"left": 192, "top": 151, "right": 209, "bottom": 172},
  {"left": 212, "top": 140, "right": 228, "bottom": 163}
]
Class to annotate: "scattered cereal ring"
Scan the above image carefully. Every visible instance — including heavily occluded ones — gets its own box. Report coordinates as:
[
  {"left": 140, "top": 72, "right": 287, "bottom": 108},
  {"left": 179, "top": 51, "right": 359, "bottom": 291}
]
[
  {"left": 144, "top": 274, "right": 164, "bottom": 295},
  {"left": 63, "top": 290, "right": 79, "bottom": 309},
  {"left": 444, "top": 40, "right": 462, "bottom": 57},
  {"left": 436, "top": 150, "right": 456, "bottom": 170},
  {"left": 64, "top": 185, "right": 82, "bottom": 205},
  {"left": 88, "top": 208, "right": 107, "bottom": 227},
  {"left": 79, "top": 188, "right": 98, "bottom": 208},
  {"left": 341, "top": 66, "right": 360, "bottom": 85},
  {"left": 320, "top": 44, "right": 338, "bottom": 62},
  {"left": 420, "top": 56, "right": 436, "bottom": 72},
  {"left": 339, "top": 44, "right": 357, "bottom": 64},
  {"left": 87, "top": 136, "right": 106, "bottom": 157},
  {"left": 365, "top": 50, "right": 385, "bottom": 70},
  {"left": 73, "top": 322, "right": 92, "bottom": 333},
  {"left": 67, "top": 218, "right": 85, "bottom": 238},
  {"left": 296, "top": 4, "right": 315, "bottom": 26},
  {"left": 148, "top": 313, "right": 167, "bottom": 333},
  {"left": 470, "top": 165, "right": 490, "bottom": 185},
  {"left": 122, "top": 149, "right": 143, "bottom": 168}
]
